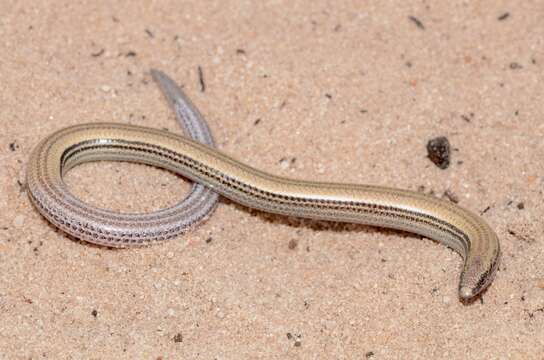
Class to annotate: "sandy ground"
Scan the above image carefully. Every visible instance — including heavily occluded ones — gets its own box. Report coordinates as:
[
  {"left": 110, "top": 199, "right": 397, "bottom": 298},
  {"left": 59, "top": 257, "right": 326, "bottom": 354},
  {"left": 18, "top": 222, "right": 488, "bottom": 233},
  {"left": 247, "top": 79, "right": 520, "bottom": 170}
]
[{"left": 1, "top": 1, "right": 543, "bottom": 358}]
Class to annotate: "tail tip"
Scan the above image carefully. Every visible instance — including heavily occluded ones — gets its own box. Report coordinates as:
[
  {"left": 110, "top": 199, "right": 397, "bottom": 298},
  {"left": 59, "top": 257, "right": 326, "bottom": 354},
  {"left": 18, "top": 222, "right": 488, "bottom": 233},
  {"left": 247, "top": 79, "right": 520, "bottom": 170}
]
[{"left": 459, "top": 286, "right": 474, "bottom": 300}]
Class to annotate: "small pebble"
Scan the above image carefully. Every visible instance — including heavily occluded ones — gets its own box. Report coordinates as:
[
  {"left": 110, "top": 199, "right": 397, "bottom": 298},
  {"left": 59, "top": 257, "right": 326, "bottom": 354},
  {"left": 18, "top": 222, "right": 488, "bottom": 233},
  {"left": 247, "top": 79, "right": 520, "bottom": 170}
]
[
  {"left": 13, "top": 215, "right": 25, "bottom": 228},
  {"left": 100, "top": 85, "right": 111, "bottom": 92},
  {"left": 317, "top": 164, "right": 326, "bottom": 174}
]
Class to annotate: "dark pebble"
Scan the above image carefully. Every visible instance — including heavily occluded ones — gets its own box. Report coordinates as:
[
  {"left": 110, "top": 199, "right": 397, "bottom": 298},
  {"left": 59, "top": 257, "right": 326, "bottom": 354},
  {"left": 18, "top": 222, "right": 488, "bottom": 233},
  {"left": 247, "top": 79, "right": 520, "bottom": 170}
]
[
  {"left": 426, "top": 136, "right": 451, "bottom": 169},
  {"left": 173, "top": 333, "right": 183, "bottom": 343},
  {"left": 288, "top": 239, "right": 298, "bottom": 250}
]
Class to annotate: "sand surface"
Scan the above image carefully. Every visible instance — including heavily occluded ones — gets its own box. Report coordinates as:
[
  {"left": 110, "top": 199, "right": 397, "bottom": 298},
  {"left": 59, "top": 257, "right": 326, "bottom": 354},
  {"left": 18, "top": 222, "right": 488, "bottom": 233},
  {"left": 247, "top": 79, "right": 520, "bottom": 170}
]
[{"left": 1, "top": 1, "right": 543, "bottom": 358}]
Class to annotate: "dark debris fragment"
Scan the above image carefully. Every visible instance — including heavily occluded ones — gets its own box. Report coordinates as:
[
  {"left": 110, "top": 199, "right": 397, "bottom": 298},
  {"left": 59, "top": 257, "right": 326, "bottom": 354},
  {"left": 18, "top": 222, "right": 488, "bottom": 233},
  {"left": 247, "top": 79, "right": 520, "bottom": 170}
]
[
  {"left": 528, "top": 306, "right": 544, "bottom": 319},
  {"left": 279, "top": 157, "right": 296, "bottom": 170},
  {"left": 9, "top": 142, "right": 19, "bottom": 151},
  {"left": 145, "top": 28, "right": 154, "bottom": 38},
  {"left": 408, "top": 16, "right": 425, "bottom": 30},
  {"left": 426, "top": 136, "right": 451, "bottom": 169},
  {"left": 17, "top": 180, "right": 26, "bottom": 193},
  {"left": 125, "top": 51, "right": 137, "bottom": 57},
  {"left": 508, "top": 228, "right": 535, "bottom": 243},
  {"left": 498, "top": 12, "right": 510, "bottom": 21},
  {"left": 460, "top": 112, "right": 475, "bottom": 122},
  {"left": 91, "top": 49, "right": 105, "bottom": 57},
  {"left": 286, "top": 332, "right": 302, "bottom": 347},
  {"left": 481, "top": 206, "right": 491, "bottom": 215},
  {"left": 173, "top": 333, "right": 183, "bottom": 343},
  {"left": 509, "top": 62, "right": 523, "bottom": 70},
  {"left": 442, "top": 189, "right": 459, "bottom": 203},
  {"left": 198, "top": 66, "right": 205, "bottom": 92}
]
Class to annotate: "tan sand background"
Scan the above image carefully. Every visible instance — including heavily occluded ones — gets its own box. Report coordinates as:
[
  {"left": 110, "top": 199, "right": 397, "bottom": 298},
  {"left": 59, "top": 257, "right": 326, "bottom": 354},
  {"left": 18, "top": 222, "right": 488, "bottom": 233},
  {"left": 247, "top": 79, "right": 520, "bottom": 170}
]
[{"left": 1, "top": 1, "right": 543, "bottom": 358}]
